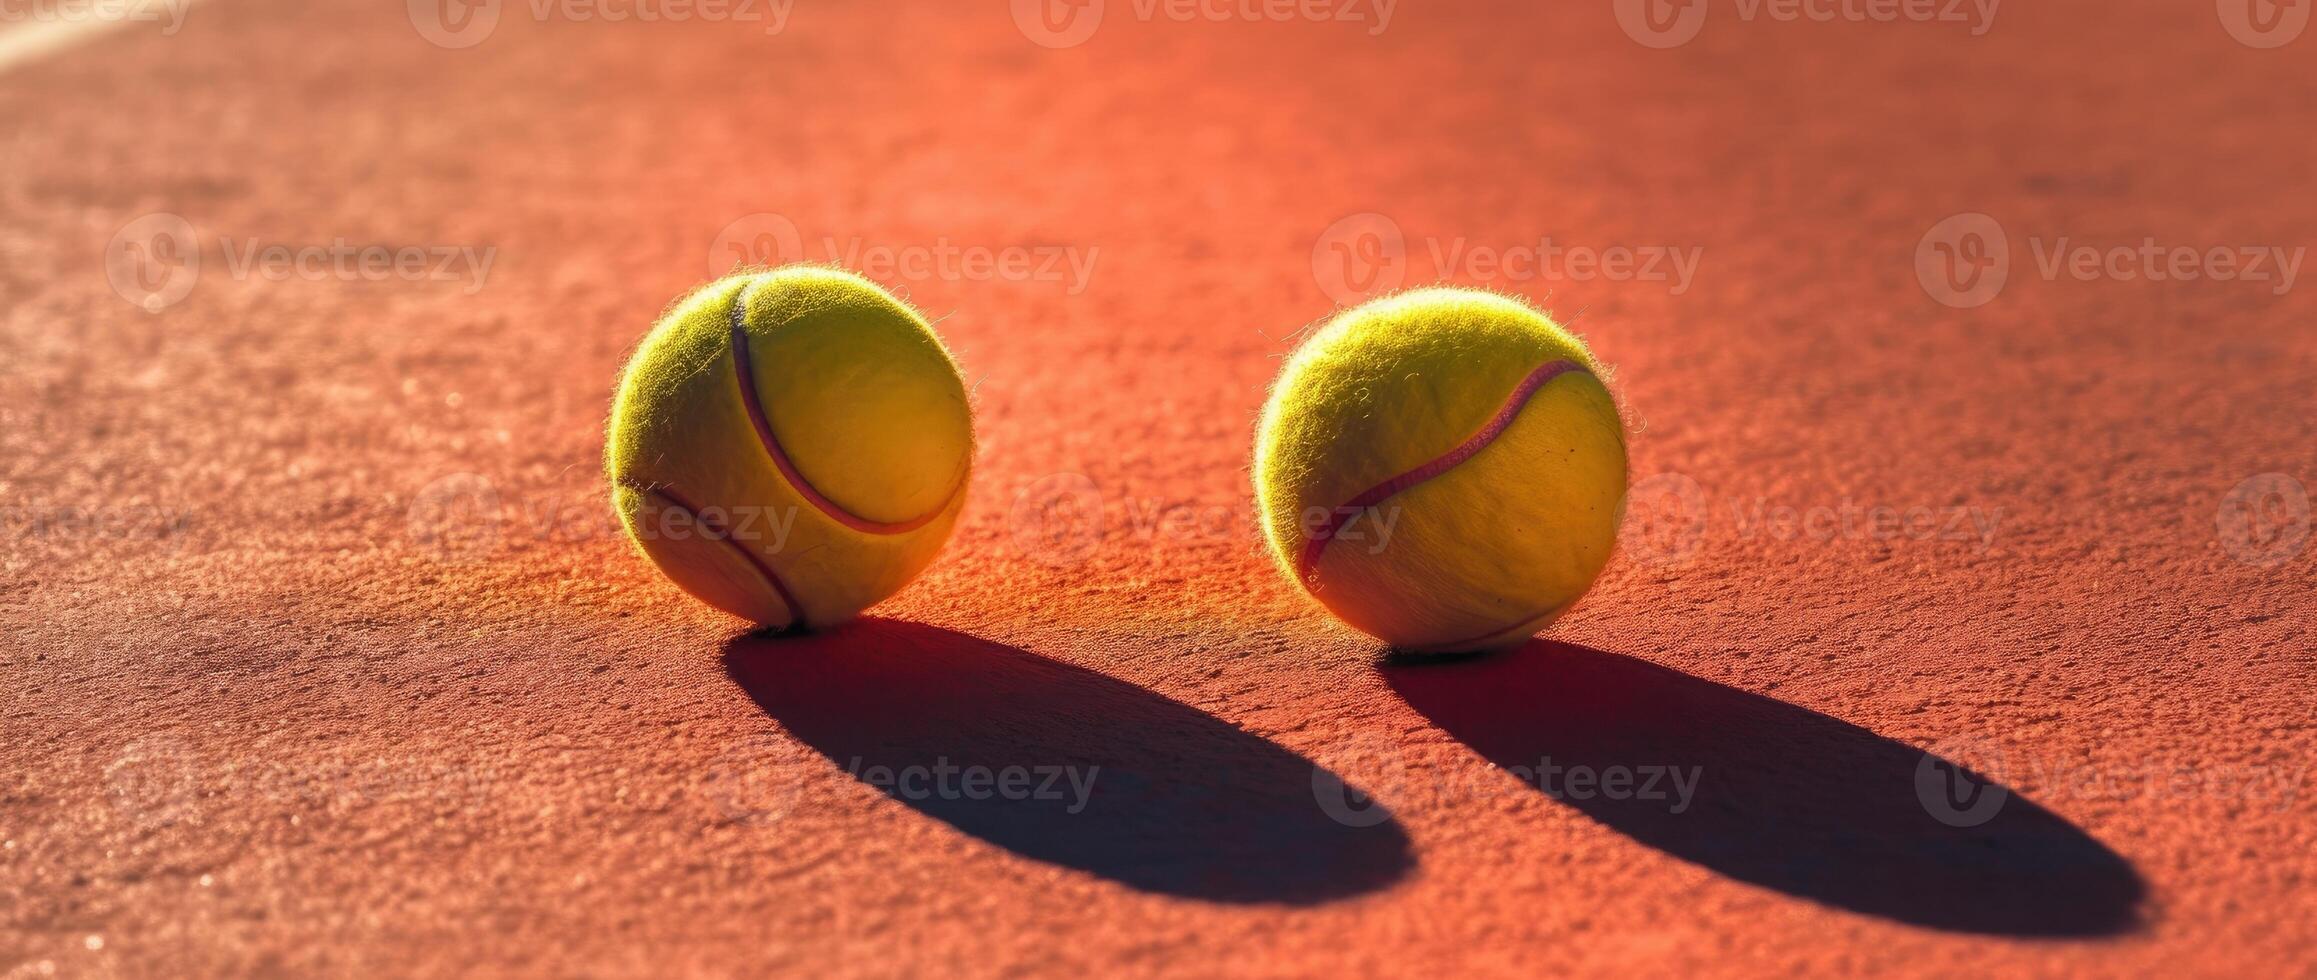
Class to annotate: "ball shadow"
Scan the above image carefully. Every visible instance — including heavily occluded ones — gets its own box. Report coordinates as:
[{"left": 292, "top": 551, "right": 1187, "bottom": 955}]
[
  {"left": 1382, "top": 640, "right": 2147, "bottom": 936},
  {"left": 722, "top": 619, "right": 1413, "bottom": 905}
]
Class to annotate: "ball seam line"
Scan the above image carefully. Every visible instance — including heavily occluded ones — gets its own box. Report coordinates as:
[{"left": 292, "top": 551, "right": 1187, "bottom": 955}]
[
  {"left": 618, "top": 477, "right": 807, "bottom": 630},
  {"left": 1413, "top": 598, "right": 1572, "bottom": 653},
  {"left": 727, "top": 282, "right": 959, "bottom": 535},
  {"left": 1293, "top": 358, "right": 1593, "bottom": 584}
]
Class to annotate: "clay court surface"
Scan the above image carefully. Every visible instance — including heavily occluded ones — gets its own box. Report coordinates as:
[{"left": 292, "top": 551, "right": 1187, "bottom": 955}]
[{"left": 4, "top": 0, "right": 2314, "bottom": 975}]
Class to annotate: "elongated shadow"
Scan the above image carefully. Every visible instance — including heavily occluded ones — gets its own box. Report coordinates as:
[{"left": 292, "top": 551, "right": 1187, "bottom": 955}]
[
  {"left": 1383, "top": 641, "right": 2146, "bottom": 936},
  {"left": 723, "top": 619, "right": 1413, "bottom": 904}
]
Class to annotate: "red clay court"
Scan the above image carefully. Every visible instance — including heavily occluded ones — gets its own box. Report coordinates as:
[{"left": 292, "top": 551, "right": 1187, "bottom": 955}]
[{"left": 3, "top": 0, "right": 2313, "bottom": 975}]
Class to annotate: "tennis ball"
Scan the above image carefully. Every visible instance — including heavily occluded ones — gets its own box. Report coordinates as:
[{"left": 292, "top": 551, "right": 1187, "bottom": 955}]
[
  {"left": 605, "top": 266, "right": 973, "bottom": 630},
  {"left": 1254, "top": 287, "right": 1627, "bottom": 653}
]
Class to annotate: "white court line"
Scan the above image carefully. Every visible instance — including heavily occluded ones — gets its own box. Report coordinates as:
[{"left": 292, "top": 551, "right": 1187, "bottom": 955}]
[{"left": 0, "top": 0, "right": 198, "bottom": 73}]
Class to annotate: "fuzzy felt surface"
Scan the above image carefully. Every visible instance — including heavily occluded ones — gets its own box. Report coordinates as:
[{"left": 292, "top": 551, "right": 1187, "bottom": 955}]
[
  {"left": 606, "top": 267, "right": 973, "bottom": 627},
  {"left": 1254, "top": 288, "right": 1626, "bottom": 650}
]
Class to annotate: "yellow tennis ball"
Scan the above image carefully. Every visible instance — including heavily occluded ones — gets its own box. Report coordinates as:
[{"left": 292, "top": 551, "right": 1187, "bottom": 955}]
[
  {"left": 1254, "top": 287, "right": 1627, "bottom": 653},
  {"left": 605, "top": 266, "right": 973, "bottom": 630}
]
